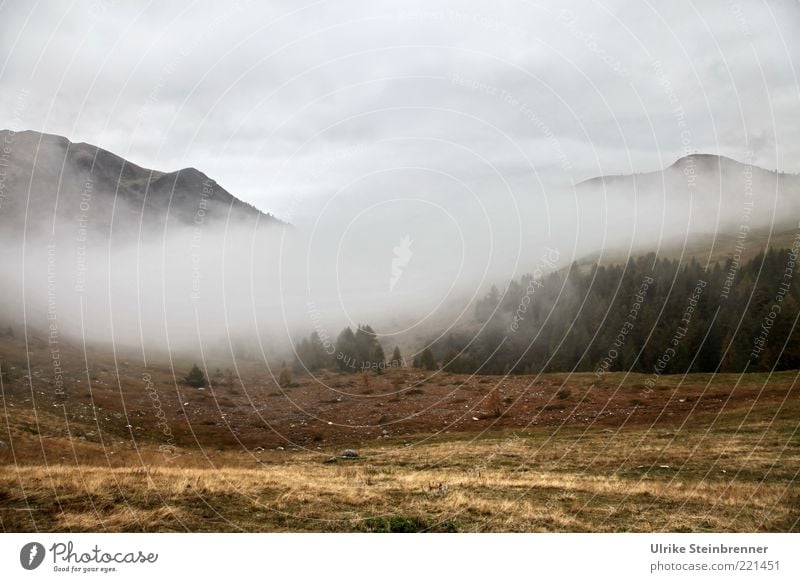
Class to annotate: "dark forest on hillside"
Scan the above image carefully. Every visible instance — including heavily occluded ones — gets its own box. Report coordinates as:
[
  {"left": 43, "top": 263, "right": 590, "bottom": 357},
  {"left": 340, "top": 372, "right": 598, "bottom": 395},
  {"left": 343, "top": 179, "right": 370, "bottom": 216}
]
[
  {"left": 296, "top": 245, "right": 800, "bottom": 377},
  {"left": 437, "top": 246, "right": 800, "bottom": 375}
]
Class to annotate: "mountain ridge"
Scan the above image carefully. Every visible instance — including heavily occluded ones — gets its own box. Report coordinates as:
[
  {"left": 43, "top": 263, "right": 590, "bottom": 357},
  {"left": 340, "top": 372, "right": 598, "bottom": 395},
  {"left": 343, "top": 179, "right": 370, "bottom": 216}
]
[
  {"left": 576, "top": 153, "right": 787, "bottom": 189},
  {"left": 572, "top": 152, "right": 800, "bottom": 233},
  {"left": 0, "top": 129, "right": 285, "bottom": 239}
]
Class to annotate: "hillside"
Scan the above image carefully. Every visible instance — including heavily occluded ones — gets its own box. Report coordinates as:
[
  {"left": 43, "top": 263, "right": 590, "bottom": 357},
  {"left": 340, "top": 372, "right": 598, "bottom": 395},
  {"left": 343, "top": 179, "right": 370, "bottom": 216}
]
[
  {"left": 0, "top": 129, "right": 284, "bottom": 240},
  {"left": 577, "top": 223, "right": 800, "bottom": 268},
  {"left": 574, "top": 153, "right": 800, "bottom": 233}
]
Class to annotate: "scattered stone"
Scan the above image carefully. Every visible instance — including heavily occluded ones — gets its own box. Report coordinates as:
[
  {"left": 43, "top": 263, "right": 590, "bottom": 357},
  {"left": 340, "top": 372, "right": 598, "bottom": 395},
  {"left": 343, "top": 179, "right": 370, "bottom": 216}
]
[
  {"left": 0, "top": 441, "right": 6, "bottom": 449},
  {"left": 323, "top": 456, "right": 337, "bottom": 464},
  {"left": 253, "top": 446, "right": 264, "bottom": 453},
  {"left": 341, "top": 449, "right": 359, "bottom": 458},
  {"left": 276, "top": 446, "right": 285, "bottom": 450}
]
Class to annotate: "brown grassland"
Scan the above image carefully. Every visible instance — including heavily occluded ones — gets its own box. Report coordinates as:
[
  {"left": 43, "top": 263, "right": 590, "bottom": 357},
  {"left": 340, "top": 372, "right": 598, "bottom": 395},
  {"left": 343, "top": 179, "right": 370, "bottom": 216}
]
[{"left": 0, "top": 335, "right": 798, "bottom": 532}]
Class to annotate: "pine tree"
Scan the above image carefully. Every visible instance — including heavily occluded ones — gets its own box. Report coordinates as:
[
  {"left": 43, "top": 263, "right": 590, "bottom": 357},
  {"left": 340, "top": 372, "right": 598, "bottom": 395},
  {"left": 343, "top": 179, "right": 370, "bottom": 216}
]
[
  {"left": 442, "top": 348, "right": 464, "bottom": 373},
  {"left": 371, "top": 341, "right": 386, "bottom": 374},
  {"left": 335, "top": 327, "right": 358, "bottom": 371},
  {"left": 294, "top": 337, "right": 312, "bottom": 372},
  {"left": 295, "top": 331, "right": 333, "bottom": 372},
  {"left": 309, "top": 331, "right": 331, "bottom": 370},
  {"left": 354, "top": 325, "right": 376, "bottom": 366},
  {"left": 390, "top": 346, "right": 403, "bottom": 368},
  {"left": 418, "top": 348, "right": 437, "bottom": 370},
  {"left": 475, "top": 285, "right": 500, "bottom": 322},
  {"left": 184, "top": 363, "right": 206, "bottom": 388}
]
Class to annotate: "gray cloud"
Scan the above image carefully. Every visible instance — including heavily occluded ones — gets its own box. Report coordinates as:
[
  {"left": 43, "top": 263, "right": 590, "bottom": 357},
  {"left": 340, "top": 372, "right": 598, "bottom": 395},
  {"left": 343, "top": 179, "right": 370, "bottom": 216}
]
[
  {"left": 1, "top": 0, "right": 797, "bottom": 219},
  {"left": 2, "top": 0, "right": 799, "bottom": 351}
]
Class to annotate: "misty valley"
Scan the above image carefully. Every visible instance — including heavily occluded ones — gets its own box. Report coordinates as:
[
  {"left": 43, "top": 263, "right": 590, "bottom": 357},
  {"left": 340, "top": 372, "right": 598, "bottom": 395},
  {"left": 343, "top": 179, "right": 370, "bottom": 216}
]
[{"left": 0, "top": 127, "right": 798, "bottom": 533}]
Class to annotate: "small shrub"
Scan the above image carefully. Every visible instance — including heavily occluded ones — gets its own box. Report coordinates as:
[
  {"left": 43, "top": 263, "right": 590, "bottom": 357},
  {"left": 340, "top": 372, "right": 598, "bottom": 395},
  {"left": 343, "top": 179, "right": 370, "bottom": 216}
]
[
  {"left": 278, "top": 366, "right": 293, "bottom": 387},
  {"left": 363, "top": 516, "right": 457, "bottom": 533},
  {"left": 184, "top": 364, "right": 207, "bottom": 388},
  {"left": 486, "top": 387, "right": 501, "bottom": 417}
]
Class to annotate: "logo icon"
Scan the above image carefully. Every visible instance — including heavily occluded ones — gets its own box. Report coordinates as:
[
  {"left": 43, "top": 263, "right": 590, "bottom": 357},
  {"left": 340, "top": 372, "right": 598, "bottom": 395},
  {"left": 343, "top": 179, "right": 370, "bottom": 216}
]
[
  {"left": 20, "top": 542, "right": 46, "bottom": 570},
  {"left": 389, "top": 235, "right": 414, "bottom": 292}
]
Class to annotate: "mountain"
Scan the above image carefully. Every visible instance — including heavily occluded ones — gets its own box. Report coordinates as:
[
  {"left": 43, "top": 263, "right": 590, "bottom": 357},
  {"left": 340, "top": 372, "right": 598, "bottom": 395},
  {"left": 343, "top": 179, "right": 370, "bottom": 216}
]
[
  {"left": 0, "top": 129, "right": 284, "bottom": 240},
  {"left": 575, "top": 153, "right": 800, "bottom": 231}
]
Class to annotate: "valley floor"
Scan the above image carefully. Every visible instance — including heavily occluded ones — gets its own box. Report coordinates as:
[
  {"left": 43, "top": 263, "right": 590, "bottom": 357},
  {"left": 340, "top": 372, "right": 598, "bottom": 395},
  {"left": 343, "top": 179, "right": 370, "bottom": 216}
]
[
  {"left": 1, "top": 422, "right": 798, "bottom": 532},
  {"left": 1, "top": 335, "right": 798, "bottom": 531}
]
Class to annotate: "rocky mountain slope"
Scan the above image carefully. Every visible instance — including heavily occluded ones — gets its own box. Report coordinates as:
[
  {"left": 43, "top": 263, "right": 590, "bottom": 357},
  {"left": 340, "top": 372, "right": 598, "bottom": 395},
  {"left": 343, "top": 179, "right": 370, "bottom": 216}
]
[{"left": 0, "top": 129, "right": 283, "bottom": 241}]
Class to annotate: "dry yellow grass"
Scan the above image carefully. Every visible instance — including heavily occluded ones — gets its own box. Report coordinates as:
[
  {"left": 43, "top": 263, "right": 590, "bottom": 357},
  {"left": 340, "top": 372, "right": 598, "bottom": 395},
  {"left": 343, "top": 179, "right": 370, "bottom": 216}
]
[
  {"left": 2, "top": 346, "right": 798, "bottom": 533},
  {"left": 1, "top": 424, "right": 797, "bottom": 532}
]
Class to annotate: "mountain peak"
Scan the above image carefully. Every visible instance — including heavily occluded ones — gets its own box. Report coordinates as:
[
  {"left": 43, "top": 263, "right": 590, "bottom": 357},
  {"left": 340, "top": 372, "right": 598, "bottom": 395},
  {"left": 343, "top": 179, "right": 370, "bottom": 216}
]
[
  {"left": 572, "top": 150, "right": 799, "bottom": 231},
  {"left": 577, "top": 152, "right": 774, "bottom": 189},
  {"left": 171, "top": 166, "right": 210, "bottom": 179},
  {"left": 668, "top": 153, "right": 743, "bottom": 170},
  {"left": 0, "top": 129, "right": 286, "bottom": 236}
]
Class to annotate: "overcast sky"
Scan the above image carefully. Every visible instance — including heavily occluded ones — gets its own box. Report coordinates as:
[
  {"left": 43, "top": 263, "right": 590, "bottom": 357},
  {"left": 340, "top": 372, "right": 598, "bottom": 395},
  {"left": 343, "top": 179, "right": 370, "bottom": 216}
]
[{"left": 1, "top": 0, "right": 798, "bottom": 220}]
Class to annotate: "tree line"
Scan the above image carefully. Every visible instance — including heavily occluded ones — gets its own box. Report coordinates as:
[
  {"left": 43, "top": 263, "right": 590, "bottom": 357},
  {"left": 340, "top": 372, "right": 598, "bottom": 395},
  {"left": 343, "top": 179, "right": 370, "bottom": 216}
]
[
  {"left": 294, "top": 324, "right": 404, "bottom": 373},
  {"left": 431, "top": 247, "right": 799, "bottom": 375},
  {"left": 292, "top": 247, "right": 799, "bottom": 377}
]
